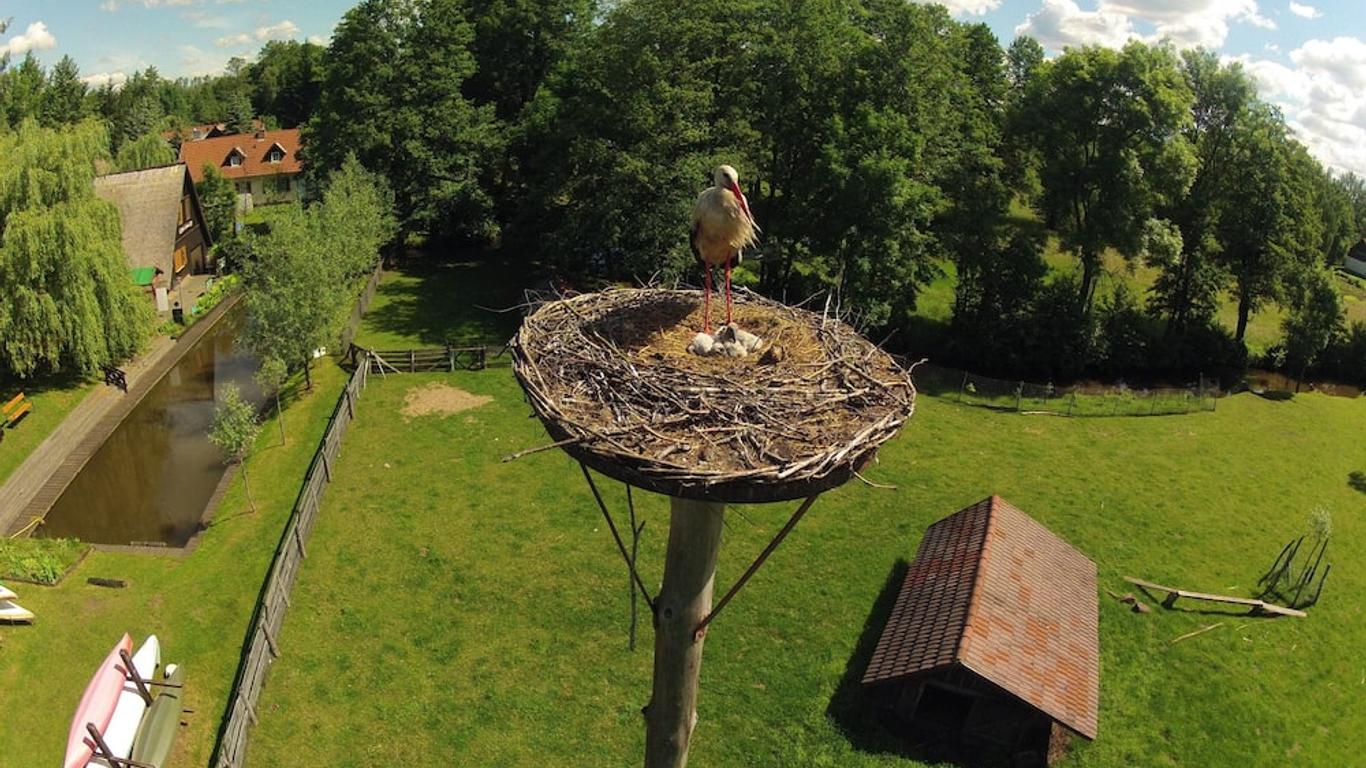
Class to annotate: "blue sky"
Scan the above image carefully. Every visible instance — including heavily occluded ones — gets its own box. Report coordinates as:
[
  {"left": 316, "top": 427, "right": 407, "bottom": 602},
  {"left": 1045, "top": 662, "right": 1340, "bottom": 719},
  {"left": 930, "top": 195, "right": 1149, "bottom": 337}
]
[{"left": 3, "top": 0, "right": 1363, "bottom": 174}]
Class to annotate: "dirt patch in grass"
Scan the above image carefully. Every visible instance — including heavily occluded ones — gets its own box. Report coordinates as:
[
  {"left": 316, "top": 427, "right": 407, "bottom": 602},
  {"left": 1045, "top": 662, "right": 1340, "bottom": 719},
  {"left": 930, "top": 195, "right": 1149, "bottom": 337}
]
[{"left": 401, "top": 382, "right": 492, "bottom": 418}]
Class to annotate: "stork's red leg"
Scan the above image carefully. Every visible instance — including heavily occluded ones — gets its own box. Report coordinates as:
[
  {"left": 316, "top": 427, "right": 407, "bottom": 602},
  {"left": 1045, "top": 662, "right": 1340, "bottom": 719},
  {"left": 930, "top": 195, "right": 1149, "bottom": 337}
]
[
  {"left": 721, "top": 256, "right": 732, "bottom": 322},
  {"left": 703, "top": 263, "right": 713, "bottom": 334}
]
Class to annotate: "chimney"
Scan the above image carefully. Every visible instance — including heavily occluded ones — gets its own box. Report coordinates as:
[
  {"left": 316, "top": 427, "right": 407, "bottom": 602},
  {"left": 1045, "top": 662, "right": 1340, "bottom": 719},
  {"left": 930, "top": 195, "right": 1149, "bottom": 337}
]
[{"left": 255, "top": 129, "right": 266, "bottom": 140}]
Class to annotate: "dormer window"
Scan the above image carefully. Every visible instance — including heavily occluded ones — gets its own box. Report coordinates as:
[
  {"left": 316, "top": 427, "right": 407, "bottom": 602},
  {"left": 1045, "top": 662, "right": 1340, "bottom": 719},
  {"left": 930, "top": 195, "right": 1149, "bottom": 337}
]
[
  {"left": 266, "top": 142, "right": 287, "bottom": 164},
  {"left": 226, "top": 147, "right": 245, "bottom": 168}
]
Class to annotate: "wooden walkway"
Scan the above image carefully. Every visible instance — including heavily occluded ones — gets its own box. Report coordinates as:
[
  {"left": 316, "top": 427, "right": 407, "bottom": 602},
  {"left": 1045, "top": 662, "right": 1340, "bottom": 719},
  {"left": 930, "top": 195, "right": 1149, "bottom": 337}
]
[{"left": 0, "top": 293, "right": 243, "bottom": 537}]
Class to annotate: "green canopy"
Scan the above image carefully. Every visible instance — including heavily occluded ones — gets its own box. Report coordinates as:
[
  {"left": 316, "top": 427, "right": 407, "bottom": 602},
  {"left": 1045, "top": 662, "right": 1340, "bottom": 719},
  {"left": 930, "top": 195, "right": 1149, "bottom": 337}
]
[{"left": 129, "top": 266, "right": 157, "bottom": 287}]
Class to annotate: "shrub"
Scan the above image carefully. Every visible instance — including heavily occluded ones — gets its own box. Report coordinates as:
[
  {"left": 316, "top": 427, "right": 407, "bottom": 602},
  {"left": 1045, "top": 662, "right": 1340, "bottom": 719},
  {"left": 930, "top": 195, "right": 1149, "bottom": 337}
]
[{"left": 0, "top": 537, "right": 88, "bottom": 585}]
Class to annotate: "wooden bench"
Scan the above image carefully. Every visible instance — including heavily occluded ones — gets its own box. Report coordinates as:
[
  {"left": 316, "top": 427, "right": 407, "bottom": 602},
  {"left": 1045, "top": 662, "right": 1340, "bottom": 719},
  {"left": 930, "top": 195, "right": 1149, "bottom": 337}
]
[
  {"left": 2, "top": 392, "right": 31, "bottom": 428},
  {"left": 1124, "top": 576, "right": 1306, "bottom": 618}
]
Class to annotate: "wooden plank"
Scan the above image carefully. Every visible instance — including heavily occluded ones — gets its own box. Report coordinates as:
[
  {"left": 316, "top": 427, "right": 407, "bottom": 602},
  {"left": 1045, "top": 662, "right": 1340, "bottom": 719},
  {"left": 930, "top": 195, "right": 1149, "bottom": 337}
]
[{"left": 1123, "top": 576, "right": 1306, "bottom": 617}]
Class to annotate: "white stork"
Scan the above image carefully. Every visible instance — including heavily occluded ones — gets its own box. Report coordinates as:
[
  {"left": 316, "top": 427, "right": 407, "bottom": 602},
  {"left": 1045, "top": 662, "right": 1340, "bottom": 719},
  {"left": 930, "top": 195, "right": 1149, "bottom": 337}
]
[{"left": 691, "top": 165, "right": 759, "bottom": 333}]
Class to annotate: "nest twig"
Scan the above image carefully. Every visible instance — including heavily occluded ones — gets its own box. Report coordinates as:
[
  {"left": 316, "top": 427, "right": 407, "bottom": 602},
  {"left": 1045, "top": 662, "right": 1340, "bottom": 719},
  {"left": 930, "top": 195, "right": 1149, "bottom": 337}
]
[{"left": 511, "top": 287, "right": 915, "bottom": 503}]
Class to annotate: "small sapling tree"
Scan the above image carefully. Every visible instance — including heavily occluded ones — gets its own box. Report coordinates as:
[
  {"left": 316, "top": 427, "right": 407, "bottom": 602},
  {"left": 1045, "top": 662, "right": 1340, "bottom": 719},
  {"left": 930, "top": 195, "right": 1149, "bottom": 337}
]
[
  {"left": 255, "top": 356, "right": 290, "bottom": 445},
  {"left": 210, "top": 384, "right": 262, "bottom": 513}
]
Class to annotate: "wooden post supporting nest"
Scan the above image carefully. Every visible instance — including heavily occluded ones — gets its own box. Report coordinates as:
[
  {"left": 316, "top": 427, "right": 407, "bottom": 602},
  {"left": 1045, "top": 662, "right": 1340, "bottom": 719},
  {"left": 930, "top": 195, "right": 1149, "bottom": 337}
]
[{"left": 644, "top": 497, "right": 726, "bottom": 768}]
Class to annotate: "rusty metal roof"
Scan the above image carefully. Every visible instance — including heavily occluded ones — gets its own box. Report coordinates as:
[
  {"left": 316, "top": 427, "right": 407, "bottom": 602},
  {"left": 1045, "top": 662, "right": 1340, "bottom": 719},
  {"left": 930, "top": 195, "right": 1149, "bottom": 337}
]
[{"left": 861, "top": 496, "right": 1099, "bottom": 740}]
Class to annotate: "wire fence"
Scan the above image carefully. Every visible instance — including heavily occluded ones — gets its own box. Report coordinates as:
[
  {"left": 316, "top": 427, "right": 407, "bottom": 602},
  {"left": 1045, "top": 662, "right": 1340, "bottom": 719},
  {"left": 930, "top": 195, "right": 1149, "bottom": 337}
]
[{"left": 908, "top": 362, "right": 1218, "bottom": 417}]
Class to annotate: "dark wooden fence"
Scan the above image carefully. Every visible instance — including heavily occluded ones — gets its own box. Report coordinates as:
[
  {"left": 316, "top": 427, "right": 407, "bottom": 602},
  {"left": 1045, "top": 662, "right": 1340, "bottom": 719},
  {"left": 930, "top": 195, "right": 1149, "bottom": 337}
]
[
  {"left": 337, "top": 264, "right": 384, "bottom": 352},
  {"left": 212, "top": 355, "right": 371, "bottom": 768}
]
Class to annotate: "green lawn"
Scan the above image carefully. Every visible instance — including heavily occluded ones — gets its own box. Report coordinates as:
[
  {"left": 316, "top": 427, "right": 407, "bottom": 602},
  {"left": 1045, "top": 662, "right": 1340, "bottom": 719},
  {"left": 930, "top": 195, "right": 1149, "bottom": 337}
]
[
  {"left": 354, "top": 256, "right": 535, "bottom": 350},
  {"left": 0, "top": 363, "right": 348, "bottom": 768},
  {"left": 0, "top": 377, "right": 96, "bottom": 488},
  {"left": 247, "top": 368, "right": 1366, "bottom": 767}
]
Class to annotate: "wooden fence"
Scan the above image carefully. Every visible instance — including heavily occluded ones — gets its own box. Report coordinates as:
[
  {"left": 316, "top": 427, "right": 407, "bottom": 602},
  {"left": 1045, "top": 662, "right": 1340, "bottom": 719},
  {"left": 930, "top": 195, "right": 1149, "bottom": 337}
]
[
  {"left": 353, "top": 341, "right": 511, "bottom": 374},
  {"left": 212, "top": 355, "right": 371, "bottom": 768},
  {"left": 337, "top": 264, "right": 384, "bottom": 352}
]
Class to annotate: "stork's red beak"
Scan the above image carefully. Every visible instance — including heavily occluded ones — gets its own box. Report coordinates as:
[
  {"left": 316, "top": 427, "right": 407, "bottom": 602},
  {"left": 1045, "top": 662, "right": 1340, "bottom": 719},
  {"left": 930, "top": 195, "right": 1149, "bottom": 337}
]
[{"left": 731, "top": 182, "right": 755, "bottom": 225}]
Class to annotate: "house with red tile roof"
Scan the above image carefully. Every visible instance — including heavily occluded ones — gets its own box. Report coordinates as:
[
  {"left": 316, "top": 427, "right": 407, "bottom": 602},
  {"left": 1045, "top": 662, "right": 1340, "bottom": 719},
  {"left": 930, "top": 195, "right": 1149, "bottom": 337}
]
[
  {"left": 862, "top": 495, "right": 1099, "bottom": 767},
  {"left": 178, "top": 127, "right": 305, "bottom": 206}
]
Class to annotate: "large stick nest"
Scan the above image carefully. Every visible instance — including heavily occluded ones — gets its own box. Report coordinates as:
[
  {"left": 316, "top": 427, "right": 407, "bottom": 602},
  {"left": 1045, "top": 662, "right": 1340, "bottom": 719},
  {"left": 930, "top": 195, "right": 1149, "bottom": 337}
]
[{"left": 511, "top": 287, "right": 916, "bottom": 503}]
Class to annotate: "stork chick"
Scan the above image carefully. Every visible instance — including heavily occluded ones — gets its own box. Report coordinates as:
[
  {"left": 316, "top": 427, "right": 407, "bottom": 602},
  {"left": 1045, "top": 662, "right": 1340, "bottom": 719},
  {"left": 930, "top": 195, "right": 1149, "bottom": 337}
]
[{"left": 691, "top": 165, "right": 759, "bottom": 335}]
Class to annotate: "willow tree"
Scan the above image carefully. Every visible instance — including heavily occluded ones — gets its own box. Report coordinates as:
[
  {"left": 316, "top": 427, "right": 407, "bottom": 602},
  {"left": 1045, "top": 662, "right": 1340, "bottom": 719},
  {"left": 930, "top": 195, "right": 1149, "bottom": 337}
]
[{"left": 0, "top": 120, "right": 151, "bottom": 378}]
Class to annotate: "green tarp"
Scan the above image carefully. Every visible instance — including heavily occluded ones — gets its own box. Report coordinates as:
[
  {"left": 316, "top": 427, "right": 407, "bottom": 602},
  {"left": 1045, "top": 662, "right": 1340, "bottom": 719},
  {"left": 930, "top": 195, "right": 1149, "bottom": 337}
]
[{"left": 130, "top": 266, "right": 157, "bottom": 286}]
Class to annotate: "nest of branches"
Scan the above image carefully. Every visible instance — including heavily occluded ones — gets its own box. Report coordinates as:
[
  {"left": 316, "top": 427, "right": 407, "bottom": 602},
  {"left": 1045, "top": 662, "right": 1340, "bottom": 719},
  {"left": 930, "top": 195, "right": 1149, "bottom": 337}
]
[{"left": 511, "top": 287, "right": 916, "bottom": 503}]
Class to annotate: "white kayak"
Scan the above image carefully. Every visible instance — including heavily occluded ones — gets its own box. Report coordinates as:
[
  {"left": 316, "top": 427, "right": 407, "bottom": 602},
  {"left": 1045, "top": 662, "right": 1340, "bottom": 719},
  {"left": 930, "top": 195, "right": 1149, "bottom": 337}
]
[
  {"left": 0, "top": 582, "right": 16, "bottom": 601},
  {"left": 89, "top": 634, "right": 160, "bottom": 766},
  {"left": 0, "top": 599, "right": 33, "bottom": 623}
]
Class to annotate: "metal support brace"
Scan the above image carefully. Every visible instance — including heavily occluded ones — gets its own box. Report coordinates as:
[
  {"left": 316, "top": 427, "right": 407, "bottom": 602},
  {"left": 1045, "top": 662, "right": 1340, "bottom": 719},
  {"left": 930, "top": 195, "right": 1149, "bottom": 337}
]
[
  {"left": 693, "top": 494, "right": 819, "bottom": 641},
  {"left": 579, "top": 464, "right": 656, "bottom": 612}
]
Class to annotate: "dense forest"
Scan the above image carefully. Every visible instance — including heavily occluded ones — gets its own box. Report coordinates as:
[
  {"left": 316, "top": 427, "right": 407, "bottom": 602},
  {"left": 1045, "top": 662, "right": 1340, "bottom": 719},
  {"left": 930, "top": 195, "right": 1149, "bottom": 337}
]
[{"left": 2, "top": 1, "right": 1365, "bottom": 387}]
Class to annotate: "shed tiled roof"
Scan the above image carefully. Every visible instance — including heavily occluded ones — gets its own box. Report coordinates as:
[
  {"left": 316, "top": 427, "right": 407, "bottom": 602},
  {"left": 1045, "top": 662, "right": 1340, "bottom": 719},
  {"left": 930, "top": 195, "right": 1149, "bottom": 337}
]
[
  {"left": 179, "top": 128, "right": 303, "bottom": 182},
  {"left": 861, "top": 496, "right": 1099, "bottom": 740}
]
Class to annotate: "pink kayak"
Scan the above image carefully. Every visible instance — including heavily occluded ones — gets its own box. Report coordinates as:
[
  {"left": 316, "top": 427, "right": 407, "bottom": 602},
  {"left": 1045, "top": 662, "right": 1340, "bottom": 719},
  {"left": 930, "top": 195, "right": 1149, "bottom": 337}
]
[{"left": 64, "top": 634, "right": 132, "bottom": 768}]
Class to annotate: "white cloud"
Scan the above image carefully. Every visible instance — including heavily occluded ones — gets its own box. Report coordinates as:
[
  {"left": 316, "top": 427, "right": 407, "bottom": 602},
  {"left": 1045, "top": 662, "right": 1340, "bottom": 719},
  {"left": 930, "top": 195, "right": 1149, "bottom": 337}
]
[
  {"left": 101, "top": 0, "right": 194, "bottom": 9},
  {"left": 1017, "top": 0, "right": 1276, "bottom": 51},
  {"left": 217, "top": 19, "right": 301, "bottom": 48},
  {"left": 1015, "top": 0, "right": 1136, "bottom": 50},
  {"left": 306, "top": 35, "right": 329, "bottom": 47},
  {"left": 2, "top": 21, "right": 57, "bottom": 57},
  {"left": 1235, "top": 37, "right": 1366, "bottom": 176},
  {"left": 183, "top": 10, "right": 231, "bottom": 29},
  {"left": 1288, "top": 2, "right": 1321, "bottom": 19},
  {"left": 914, "top": 0, "right": 1003, "bottom": 15},
  {"left": 255, "top": 20, "right": 300, "bottom": 42},
  {"left": 81, "top": 71, "right": 128, "bottom": 90}
]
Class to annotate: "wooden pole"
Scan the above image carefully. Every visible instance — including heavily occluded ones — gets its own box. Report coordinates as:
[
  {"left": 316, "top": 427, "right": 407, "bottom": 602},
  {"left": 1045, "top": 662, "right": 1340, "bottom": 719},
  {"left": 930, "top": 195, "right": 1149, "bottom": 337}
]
[{"left": 644, "top": 497, "right": 725, "bottom": 768}]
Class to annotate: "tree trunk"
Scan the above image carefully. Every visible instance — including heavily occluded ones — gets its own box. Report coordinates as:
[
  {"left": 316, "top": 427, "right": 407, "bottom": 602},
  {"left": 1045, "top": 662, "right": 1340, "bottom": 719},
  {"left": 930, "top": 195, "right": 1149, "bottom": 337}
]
[
  {"left": 303, "top": 356, "right": 313, "bottom": 391},
  {"left": 644, "top": 498, "right": 726, "bottom": 768},
  {"left": 276, "top": 393, "right": 286, "bottom": 446},
  {"left": 1234, "top": 293, "right": 1251, "bottom": 344},
  {"left": 1079, "top": 249, "right": 1098, "bottom": 315},
  {"left": 242, "top": 460, "right": 257, "bottom": 513}
]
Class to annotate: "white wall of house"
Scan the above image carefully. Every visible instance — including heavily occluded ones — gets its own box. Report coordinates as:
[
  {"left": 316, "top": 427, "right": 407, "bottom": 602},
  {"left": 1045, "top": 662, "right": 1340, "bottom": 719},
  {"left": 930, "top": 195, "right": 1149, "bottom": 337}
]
[{"left": 232, "top": 174, "right": 305, "bottom": 205}]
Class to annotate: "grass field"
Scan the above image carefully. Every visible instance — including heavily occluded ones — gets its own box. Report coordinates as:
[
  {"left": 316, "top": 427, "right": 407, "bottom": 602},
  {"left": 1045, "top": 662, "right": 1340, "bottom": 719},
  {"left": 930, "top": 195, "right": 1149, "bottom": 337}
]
[
  {"left": 247, "top": 368, "right": 1366, "bottom": 767},
  {"left": 0, "top": 363, "right": 347, "bottom": 768},
  {"left": 354, "top": 256, "right": 532, "bottom": 350},
  {"left": 0, "top": 377, "right": 96, "bottom": 488}
]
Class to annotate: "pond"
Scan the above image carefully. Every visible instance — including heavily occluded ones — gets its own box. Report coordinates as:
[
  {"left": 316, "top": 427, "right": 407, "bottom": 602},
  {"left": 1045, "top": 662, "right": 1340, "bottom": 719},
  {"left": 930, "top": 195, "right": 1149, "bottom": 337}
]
[{"left": 40, "top": 307, "right": 263, "bottom": 547}]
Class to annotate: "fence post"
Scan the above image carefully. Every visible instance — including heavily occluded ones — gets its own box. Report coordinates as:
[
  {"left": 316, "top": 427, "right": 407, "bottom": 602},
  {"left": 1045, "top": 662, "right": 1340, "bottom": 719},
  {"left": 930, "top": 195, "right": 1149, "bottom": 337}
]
[
  {"left": 410, "top": 349, "right": 416, "bottom": 373},
  {"left": 958, "top": 371, "right": 967, "bottom": 403},
  {"left": 1068, "top": 391, "right": 1076, "bottom": 417},
  {"left": 1016, "top": 381, "right": 1023, "bottom": 413},
  {"left": 448, "top": 343, "right": 455, "bottom": 372}
]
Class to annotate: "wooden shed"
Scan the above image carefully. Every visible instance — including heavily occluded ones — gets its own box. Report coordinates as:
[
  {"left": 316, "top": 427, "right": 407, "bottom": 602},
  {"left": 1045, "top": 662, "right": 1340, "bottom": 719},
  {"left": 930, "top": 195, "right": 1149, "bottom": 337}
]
[{"left": 861, "top": 496, "right": 1098, "bottom": 767}]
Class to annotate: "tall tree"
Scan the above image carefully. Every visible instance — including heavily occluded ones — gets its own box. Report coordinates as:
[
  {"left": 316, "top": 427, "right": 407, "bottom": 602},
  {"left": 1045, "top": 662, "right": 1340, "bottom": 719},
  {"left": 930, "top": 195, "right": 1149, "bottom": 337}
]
[
  {"left": 1217, "top": 108, "right": 1319, "bottom": 344},
  {"left": 463, "top": 0, "right": 594, "bottom": 122},
  {"left": 42, "top": 55, "right": 87, "bottom": 126},
  {"left": 3, "top": 54, "right": 47, "bottom": 127},
  {"left": 225, "top": 89, "right": 255, "bottom": 135},
  {"left": 1149, "top": 51, "right": 1255, "bottom": 337},
  {"left": 0, "top": 120, "right": 151, "bottom": 378},
  {"left": 1017, "top": 42, "right": 1196, "bottom": 312},
  {"left": 309, "top": 0, "right": 502, "bottom": 240},
  {"left": 114, "top": 132, "right": 175, "bottom": 172},
  {"left": 196, "top": 164, "right": 237, "bottom": 243},
  {"left": 248, "top": 40, "right": 325, "bottom": 128}
]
